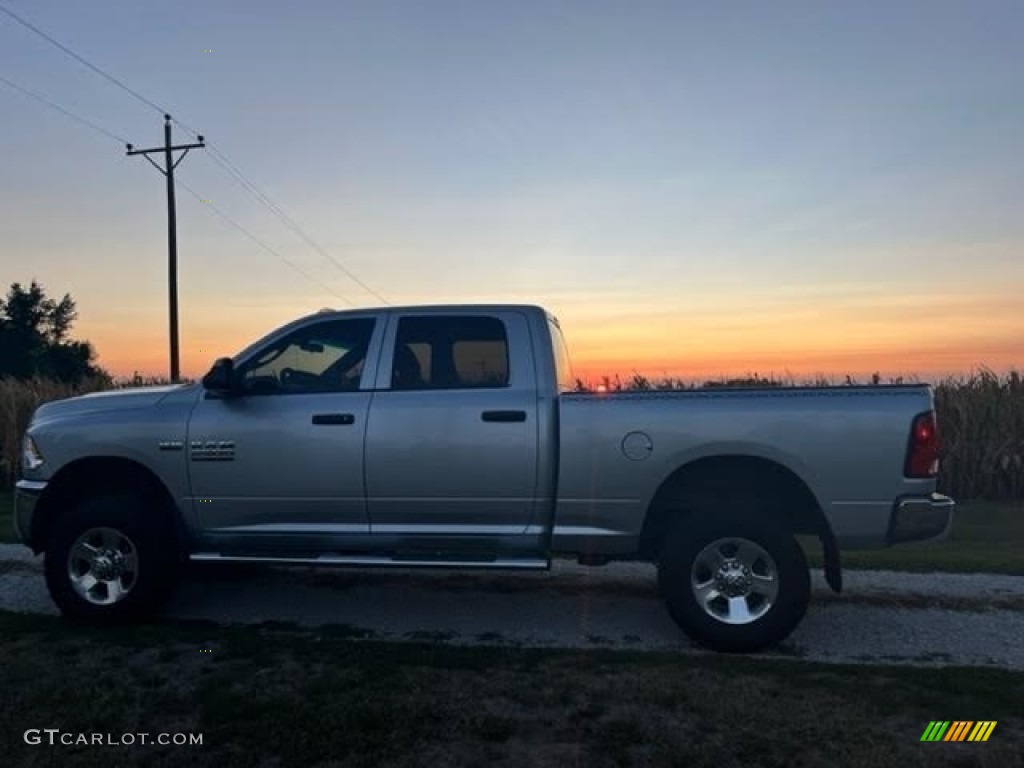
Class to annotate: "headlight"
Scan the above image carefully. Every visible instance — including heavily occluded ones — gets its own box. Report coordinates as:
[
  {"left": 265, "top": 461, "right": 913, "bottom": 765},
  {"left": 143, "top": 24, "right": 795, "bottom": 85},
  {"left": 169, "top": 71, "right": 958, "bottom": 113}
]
[{"left": 21, "top": 434, "right": 45, "bottom": 471}]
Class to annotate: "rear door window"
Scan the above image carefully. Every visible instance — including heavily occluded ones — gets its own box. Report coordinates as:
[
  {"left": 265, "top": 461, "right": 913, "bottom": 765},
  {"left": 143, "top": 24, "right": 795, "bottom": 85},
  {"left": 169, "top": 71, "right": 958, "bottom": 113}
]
[{"left": 391, "top": 316, "right": 509, "bottom": 390}]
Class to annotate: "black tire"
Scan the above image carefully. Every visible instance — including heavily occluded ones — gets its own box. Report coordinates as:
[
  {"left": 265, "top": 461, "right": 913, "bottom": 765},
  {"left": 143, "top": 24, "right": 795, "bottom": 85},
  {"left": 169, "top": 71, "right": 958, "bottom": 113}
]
[
  {"left": 44, "top": 492, "right": 181, "bottom": 622},
  {"left": 658, "top": 513, "right": 810, "bottom": 653}
]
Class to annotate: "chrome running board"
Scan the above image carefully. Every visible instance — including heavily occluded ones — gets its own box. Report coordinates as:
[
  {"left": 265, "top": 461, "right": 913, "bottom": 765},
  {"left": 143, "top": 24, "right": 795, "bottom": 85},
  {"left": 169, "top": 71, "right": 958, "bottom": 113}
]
[{"left": 189, "top": 553, "right": 550, "bottom": 570}]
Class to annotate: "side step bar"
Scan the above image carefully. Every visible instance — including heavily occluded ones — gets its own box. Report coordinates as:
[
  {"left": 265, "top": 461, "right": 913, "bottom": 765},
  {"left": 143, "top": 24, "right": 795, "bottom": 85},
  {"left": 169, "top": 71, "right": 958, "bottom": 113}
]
[{"left": 189, "top": 553, "right": 551, "bottom": 570}]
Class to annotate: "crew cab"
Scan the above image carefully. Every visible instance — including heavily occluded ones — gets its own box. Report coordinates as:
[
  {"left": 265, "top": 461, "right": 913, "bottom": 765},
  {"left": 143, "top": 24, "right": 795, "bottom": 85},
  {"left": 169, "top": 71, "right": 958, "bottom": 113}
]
[{"left": 14, "top": 304, "right": 955, "bottom": 652}]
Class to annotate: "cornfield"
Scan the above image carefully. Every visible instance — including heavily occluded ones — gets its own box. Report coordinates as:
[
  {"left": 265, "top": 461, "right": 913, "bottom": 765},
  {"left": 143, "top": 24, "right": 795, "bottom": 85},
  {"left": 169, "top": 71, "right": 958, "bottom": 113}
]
[{"left": 1, "top": 370, "right": 1021, "bottom": 501}]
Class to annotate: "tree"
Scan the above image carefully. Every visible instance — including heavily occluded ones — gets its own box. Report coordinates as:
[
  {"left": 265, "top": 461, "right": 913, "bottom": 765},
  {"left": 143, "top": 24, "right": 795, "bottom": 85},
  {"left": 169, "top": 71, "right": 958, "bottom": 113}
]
[{"left": 0, "top": 280, "right": 104, "bottom": 383}]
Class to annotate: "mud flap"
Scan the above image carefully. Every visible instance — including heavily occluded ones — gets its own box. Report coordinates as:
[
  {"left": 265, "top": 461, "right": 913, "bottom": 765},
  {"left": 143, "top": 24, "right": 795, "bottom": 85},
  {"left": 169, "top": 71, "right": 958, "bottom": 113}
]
[{"left": 821, "top": 530, "right": 842, "bottom": 593}]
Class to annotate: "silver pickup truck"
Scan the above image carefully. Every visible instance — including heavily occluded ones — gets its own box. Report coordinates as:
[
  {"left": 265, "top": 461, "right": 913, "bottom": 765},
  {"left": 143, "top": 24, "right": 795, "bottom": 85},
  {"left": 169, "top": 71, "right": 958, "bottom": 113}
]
[{"left": 14, "top": 304, "right": 954, "bottom": 652}]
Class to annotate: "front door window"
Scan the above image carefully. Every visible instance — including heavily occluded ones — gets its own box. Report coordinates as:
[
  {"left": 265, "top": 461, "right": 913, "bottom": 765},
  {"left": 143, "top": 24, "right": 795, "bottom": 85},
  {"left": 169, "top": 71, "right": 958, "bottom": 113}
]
[{"left": 239, "top": 318, "right": 376, "bottom": 395}]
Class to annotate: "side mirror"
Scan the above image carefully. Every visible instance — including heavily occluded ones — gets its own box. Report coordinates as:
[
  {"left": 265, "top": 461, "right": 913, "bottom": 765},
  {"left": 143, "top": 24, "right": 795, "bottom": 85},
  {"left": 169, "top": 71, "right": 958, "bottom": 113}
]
[{"left": 202, "top": 357, "right": 236, "bottom": 396}]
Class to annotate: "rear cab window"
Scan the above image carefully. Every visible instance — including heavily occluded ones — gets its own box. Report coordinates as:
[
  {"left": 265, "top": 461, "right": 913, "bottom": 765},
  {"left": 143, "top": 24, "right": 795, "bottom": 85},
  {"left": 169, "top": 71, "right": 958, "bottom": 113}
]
[
  {"left": 547, "top": 315, "right": 574, "bottom": 393},
  {"left": 389, "top": 315, "right": 510, "bottom": 390}
]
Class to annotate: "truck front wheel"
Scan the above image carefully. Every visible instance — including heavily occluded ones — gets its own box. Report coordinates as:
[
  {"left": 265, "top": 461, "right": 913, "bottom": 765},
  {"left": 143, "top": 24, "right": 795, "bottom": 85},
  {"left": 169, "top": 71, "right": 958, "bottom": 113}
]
[
  {"left": 658, "top": 515, "right": 810, "bottom": 653},
  {"left": 44, "top": 492, "right": 181, "bottom": 621}
]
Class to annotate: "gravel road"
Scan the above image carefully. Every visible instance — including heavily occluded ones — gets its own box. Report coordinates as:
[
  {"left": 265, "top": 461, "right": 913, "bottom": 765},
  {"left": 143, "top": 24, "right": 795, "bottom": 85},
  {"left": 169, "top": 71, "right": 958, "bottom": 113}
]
[{"left": 2, "top": 543, "right": 1022, "bottom": 669}]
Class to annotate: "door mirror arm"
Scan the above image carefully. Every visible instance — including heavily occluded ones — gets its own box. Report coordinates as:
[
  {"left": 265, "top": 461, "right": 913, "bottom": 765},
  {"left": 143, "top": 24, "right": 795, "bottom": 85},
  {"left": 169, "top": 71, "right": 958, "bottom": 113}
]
[{"left": 202, "top": 357, "right": 239, "bottom": 398}]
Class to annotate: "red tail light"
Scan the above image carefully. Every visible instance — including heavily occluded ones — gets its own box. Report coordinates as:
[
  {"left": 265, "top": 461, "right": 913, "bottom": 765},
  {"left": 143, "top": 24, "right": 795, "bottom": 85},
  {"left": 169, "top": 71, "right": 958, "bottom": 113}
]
[{"left": 905, "top": 411, "right": 940, "bottom": 478}]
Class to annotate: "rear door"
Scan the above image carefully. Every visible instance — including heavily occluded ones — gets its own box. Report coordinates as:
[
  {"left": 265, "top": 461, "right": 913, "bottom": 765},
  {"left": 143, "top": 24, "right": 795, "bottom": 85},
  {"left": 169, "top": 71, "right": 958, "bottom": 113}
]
[{"left": 364, "top": 311, "right": 539, "bottom": 535}]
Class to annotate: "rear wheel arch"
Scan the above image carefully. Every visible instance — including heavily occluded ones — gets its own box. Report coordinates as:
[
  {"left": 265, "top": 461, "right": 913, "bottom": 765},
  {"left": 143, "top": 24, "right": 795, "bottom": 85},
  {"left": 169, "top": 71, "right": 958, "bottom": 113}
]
[{"left": 639, "top": 455, "right": 841, "bottom": 590}]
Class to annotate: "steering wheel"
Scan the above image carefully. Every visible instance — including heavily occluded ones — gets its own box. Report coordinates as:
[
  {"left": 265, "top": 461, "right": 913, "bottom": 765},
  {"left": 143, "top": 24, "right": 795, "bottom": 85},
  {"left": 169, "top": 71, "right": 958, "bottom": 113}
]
[{"left": 280, "top": 367, "right": 297, "bottom": 387}]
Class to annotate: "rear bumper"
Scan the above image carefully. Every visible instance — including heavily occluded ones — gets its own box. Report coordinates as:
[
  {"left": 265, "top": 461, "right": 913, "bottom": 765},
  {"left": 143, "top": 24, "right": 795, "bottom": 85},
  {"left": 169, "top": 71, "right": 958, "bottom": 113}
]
[
  {"left": 887, "top": 493, "right": 955, "bottom": 545},
  {"left": 13, "top": 479, "right": 47, "bottom": 549}
]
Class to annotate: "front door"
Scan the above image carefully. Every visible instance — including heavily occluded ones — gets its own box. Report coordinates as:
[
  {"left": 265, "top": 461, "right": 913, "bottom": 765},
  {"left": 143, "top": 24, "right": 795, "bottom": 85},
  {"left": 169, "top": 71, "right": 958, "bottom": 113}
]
[
  {"left": 364, "top": 312, "right": 540, "bottom": 535},
  {"left": 187, "top": 315, "right": 379, "bottom": 536}
]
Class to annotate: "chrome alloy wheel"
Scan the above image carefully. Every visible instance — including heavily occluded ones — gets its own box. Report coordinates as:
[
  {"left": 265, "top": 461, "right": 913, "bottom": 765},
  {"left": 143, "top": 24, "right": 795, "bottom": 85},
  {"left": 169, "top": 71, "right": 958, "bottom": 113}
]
[
  {"left": 66, "top": 527, "right": 139, "bottom": 605},
  {"left": 690, "top": 537, "right": 780, "bottom": 625}
]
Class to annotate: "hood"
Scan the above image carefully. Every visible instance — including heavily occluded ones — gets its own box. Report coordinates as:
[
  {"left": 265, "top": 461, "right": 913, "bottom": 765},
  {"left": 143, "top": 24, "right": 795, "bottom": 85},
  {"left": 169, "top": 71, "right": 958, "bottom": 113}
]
[{"left": 31, "top": 384, "right": 191, "bottom": 424}]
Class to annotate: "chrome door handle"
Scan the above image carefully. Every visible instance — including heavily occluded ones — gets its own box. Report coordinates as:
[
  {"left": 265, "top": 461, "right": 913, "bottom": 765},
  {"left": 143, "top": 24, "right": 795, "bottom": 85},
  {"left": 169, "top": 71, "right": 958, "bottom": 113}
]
[
  {"left": 312, "top": 413, "right": 355, "bottom": 425},
  {"left": 481, "top": 410, "right": 526, "bottom": 423}
]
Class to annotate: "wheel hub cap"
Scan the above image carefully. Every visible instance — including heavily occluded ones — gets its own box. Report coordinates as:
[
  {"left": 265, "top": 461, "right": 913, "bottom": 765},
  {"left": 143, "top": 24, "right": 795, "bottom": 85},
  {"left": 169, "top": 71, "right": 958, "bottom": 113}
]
[
  {"left": 715, "top": 560, "right": 753, "bottom": 597},
  {"left": 690, "top": 537, "right": 780, "bottom": 625},
  {"left": 66, "top": 527, "right": 139, "bottom": 606},
  {"left": 90, "top": 550, "right": 124, "bottom": 580}
]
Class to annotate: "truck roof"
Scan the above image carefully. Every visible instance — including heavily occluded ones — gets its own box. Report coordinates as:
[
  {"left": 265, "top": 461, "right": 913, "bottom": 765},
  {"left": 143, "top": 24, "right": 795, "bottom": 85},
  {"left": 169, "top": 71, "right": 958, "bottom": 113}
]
[
  {"left": 305, "top": 303, "right": 551, "bottom": 322},
  {"left": 316, "top": 303, "right": 547, "bottom": 313}
]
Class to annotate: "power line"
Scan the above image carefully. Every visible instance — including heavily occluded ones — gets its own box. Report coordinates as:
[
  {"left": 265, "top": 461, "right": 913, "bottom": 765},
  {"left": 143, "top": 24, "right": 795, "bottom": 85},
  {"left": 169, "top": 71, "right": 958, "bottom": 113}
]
[
  {"left": 173, "top": 115, "right": 389, "bottom": 305},
  {"left": 0, "top": 3, "right": 168, "bottom": 115},
  {"left": 1, "top": 1, "right": 390, "bottom": 306},
  {"left": 197, "top": 140, "right": 391, "bottom": 305},
  {"left": 0, "top": 73, "right": 128, "bottom": 144},
  {"left": 0, "top": 73, "right": 356, "bottom": 309},
  {"left": 176, "top": 178, "right": 357, "bottom": 308}
]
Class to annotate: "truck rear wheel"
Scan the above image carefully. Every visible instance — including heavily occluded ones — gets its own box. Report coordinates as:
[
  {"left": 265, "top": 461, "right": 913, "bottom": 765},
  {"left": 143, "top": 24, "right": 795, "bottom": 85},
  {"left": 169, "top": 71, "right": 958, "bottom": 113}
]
[
  {"left": 44, "top": 492, "right": 181, "bottom": 621},
  {"left": 658, "top": 514, "right": 810, "bottom": 653}
]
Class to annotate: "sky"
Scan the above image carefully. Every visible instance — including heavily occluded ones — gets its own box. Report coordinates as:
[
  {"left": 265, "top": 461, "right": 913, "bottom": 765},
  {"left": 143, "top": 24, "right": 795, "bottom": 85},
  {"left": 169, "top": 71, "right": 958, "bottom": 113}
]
[{"left": 1, "top": 0, "right": 1021, "bottom": 383}]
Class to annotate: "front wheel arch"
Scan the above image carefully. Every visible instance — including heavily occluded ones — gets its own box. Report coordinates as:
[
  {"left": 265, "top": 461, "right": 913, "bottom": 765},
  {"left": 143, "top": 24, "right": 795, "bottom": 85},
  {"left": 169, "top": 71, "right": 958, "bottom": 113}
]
[{"left": 31, "top": 456, "right": 183, "bottom": 555}]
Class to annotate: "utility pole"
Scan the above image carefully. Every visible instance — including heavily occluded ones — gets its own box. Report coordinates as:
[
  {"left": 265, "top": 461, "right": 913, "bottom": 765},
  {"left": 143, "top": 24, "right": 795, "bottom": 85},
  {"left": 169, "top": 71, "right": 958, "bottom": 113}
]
[{"left": 126, "top": 115, "right": 205, "bottom": 382}]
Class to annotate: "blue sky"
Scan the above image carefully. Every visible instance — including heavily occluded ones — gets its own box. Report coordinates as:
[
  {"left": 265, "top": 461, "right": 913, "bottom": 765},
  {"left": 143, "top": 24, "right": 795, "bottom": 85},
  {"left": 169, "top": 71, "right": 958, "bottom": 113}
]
[{"left": 1, "top": 0, "right": 1021, "bottom": 379}]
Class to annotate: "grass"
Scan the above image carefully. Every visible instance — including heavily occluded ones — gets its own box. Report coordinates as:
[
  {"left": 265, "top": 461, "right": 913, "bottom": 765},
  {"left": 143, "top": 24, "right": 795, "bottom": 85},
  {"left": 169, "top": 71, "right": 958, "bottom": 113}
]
[{"left": 0, "top": 610, "right": 1021, "bottom": 767}]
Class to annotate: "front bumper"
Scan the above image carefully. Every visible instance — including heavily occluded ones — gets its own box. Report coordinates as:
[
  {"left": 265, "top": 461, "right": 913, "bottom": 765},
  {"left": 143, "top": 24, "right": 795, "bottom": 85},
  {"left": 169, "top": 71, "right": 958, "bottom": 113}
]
[
  {"left": 13, "top": 479, "right": 47, "bottom": 548},
  {"left": 888, "top": 493, "right": 955, "bottom": 545}
]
